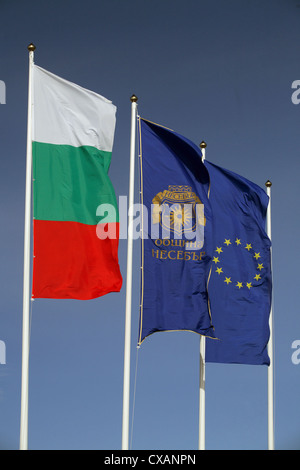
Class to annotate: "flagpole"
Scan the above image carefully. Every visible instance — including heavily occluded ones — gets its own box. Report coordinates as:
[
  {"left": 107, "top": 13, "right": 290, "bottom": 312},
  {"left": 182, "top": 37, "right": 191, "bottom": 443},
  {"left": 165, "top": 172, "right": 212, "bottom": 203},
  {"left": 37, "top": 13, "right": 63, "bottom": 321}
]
[
  {"left": 122, "top": 94, "right": 138, "bottom": 450},
  {"left": 199, "top": 336, "right": 206, "bottom": 450},
  {"left": 265, "top": 180, "right": 274, "bottom": 450},
  {"left": 198, "top": 141, "right": 207, "bottom": 451},
  {"left": 20, "top": 43, "right": 35, "bottom": 451}
]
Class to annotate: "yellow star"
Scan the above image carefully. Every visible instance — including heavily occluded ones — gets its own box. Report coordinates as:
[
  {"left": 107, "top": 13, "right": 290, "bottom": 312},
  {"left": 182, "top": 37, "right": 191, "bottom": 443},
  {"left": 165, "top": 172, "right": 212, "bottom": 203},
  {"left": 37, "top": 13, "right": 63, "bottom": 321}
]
[
  {"left": 212, "top": 256, "right": 219, "bottom": 264},
  {"left": 224, "top": 277, "right": 232, "bottom": 285},
  {"left": 235, "top": 238, "right": 241, "bottom": 245},
  {"left": 224, "top": 239, "right": 231, "bottom": 246},
  {"left": 246, "top": 282, "right": 252, "bottom": 289},
  {"left": 236, "top": 281, "right": 243, "bottom": 289},
  {"left": 245, "top": 243, "right": 252, "bottom": 251},
  {"left": 215, "top": 247, "right": 223, "bottom": 254},
  {"left": 257, "top": 263, "right": 264, "bottom": 271},
  {"left": 254, "top": 252, "right": 261, "bottom": 260},
  {"left": 254, "top": 274, "right": 261, "bottom": 281},
  {"left": 216, "top": 267, "right": 223, "bottom": 275}
]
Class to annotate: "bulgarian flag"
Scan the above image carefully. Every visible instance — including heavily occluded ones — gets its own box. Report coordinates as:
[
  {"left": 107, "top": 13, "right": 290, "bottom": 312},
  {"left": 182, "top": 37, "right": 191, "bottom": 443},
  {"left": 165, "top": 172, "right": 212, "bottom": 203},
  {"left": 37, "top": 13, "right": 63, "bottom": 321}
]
[{"left": 31, "top": 66, "right": 122, "bottom": 300}]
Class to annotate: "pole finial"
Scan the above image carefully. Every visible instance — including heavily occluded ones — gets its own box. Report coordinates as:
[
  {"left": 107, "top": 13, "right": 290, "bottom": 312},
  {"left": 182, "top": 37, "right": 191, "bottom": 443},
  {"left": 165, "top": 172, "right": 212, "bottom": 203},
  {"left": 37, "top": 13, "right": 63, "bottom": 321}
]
[
  {"left": 200, "top": 141, "right": 207, "bottom": 149},
  {"left": 130, "top": 94, "right": 138, "bottom": 103},
  {"left": 265, "top": 180, "right": 272, "bottom": 188},
  {"left": 27, "top": 43, "right": 36, "bottom": 52}
]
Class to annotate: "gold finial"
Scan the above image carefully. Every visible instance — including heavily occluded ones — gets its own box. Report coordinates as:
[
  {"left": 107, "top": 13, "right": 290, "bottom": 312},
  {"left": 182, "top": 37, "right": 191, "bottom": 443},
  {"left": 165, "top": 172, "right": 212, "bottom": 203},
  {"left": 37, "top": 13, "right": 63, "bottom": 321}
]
[
  {"left": 200, "top": 141, "right": 207, "bottom": 149},
  {"left": 130, "top": 94, "right": 138, "bottom": 103},
  {"left": 27, "top": 43, "right": 36, "bottom": 52},
  {"left": 265, "top": 180, "right": 272, "bottom": 187}
]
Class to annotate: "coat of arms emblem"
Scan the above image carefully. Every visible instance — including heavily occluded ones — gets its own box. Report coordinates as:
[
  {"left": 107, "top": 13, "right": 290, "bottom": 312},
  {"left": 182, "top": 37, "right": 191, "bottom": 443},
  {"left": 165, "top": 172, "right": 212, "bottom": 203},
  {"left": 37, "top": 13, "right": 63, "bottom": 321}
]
[{"left": 152, "top": 185, "right": 206, "bottom": 237}]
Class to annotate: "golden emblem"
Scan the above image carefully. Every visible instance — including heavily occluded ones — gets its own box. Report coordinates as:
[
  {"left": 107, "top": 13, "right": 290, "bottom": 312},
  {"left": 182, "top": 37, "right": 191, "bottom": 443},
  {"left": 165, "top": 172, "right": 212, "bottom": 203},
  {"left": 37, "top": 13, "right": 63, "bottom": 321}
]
[{"left": 152, "top": 185, "right": 206, "bottom": 236}]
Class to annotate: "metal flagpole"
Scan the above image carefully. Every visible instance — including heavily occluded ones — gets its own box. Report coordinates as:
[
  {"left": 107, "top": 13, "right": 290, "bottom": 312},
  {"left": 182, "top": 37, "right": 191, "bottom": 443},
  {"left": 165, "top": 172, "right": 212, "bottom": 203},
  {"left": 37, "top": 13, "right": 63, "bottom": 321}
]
[
  {"left": 122, "top": 95, "right": 138, "bottom": 450},
  {"left": 265, "top": 180, "right": 274, "bottom": 450},
  {"left": 198, "top": 141, "right": 207, "bottom": 451},
  {"left": 20, "top": 43, "right": 35, "bottom": 451},
  {"left": 199, "top": 336, "right": 206, "bottom": 450}
]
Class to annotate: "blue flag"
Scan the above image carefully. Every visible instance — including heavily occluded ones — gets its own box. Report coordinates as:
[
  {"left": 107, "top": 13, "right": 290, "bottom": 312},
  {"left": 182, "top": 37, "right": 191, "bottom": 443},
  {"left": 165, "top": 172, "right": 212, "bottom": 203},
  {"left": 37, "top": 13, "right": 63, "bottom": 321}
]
[
  {"left": 205, "top": 161, "right": 272, "bottom": 365},
  {"left": 138, "top": 118, "right": 272, "bottom": 366},
  {"left": 138, "top": 118, "right": 215, "bottom": 345}
]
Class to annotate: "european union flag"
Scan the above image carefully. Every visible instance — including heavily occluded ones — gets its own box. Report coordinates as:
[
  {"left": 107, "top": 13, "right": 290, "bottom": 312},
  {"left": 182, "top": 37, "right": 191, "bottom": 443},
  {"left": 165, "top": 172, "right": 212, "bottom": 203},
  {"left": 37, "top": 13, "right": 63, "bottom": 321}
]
[
  {"left": 205, "top": 162, "right": 272, "bottom": 365},
  {"left": 138, "top": 119, "right": 215, "bottom": 345}
]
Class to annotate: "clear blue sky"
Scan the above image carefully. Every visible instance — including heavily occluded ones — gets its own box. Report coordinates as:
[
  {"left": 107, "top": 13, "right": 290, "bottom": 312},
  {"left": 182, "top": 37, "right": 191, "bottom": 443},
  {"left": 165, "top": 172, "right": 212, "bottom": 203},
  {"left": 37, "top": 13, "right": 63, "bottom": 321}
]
[{"left": 0, "top": 0, "right": 299, "bottom": 450}]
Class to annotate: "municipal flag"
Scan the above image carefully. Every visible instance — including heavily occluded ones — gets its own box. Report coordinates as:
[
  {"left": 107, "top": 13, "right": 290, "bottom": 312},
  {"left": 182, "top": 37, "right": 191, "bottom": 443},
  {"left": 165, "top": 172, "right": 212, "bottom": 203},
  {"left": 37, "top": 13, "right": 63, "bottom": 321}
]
[
  {"left": 32, "top": 66, "right": 122, "bottom": 300},
  {"left": 138, "top": 118, "right": 215, "bottom": 345},
  {"left": 205, "top": 161, "right": 272, "bottom": 365}
]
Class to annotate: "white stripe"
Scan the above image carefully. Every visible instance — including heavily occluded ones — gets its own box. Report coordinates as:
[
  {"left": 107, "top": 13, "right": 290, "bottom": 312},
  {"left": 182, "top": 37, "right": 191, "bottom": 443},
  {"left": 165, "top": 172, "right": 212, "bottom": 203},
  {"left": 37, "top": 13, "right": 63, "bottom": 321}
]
[{"left": 33, "top": 65, "right": 116, "bottom": 152}]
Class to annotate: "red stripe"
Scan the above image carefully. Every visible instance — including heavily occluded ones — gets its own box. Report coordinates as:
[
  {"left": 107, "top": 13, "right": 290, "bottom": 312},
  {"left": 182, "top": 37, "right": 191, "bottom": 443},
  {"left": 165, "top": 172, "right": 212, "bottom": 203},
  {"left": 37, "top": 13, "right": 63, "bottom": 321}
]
[{"left": 32, "top": 220, "right": 122, "bottom": 300}]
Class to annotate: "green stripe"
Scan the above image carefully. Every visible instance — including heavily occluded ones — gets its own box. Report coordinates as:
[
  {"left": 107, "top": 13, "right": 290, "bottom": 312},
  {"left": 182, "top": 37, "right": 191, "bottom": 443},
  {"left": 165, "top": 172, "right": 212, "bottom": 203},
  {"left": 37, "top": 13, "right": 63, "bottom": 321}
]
[{"left": 33, "top": 142, "right": 119, "bottom": 225}]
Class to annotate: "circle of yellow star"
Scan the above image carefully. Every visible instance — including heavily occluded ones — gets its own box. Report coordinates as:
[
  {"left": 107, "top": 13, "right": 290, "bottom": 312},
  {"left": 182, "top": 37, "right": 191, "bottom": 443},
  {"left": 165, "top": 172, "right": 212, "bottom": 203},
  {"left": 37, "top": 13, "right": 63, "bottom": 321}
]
[{"left": 213, "top": 237, "right": 266, "bottom": 290}]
